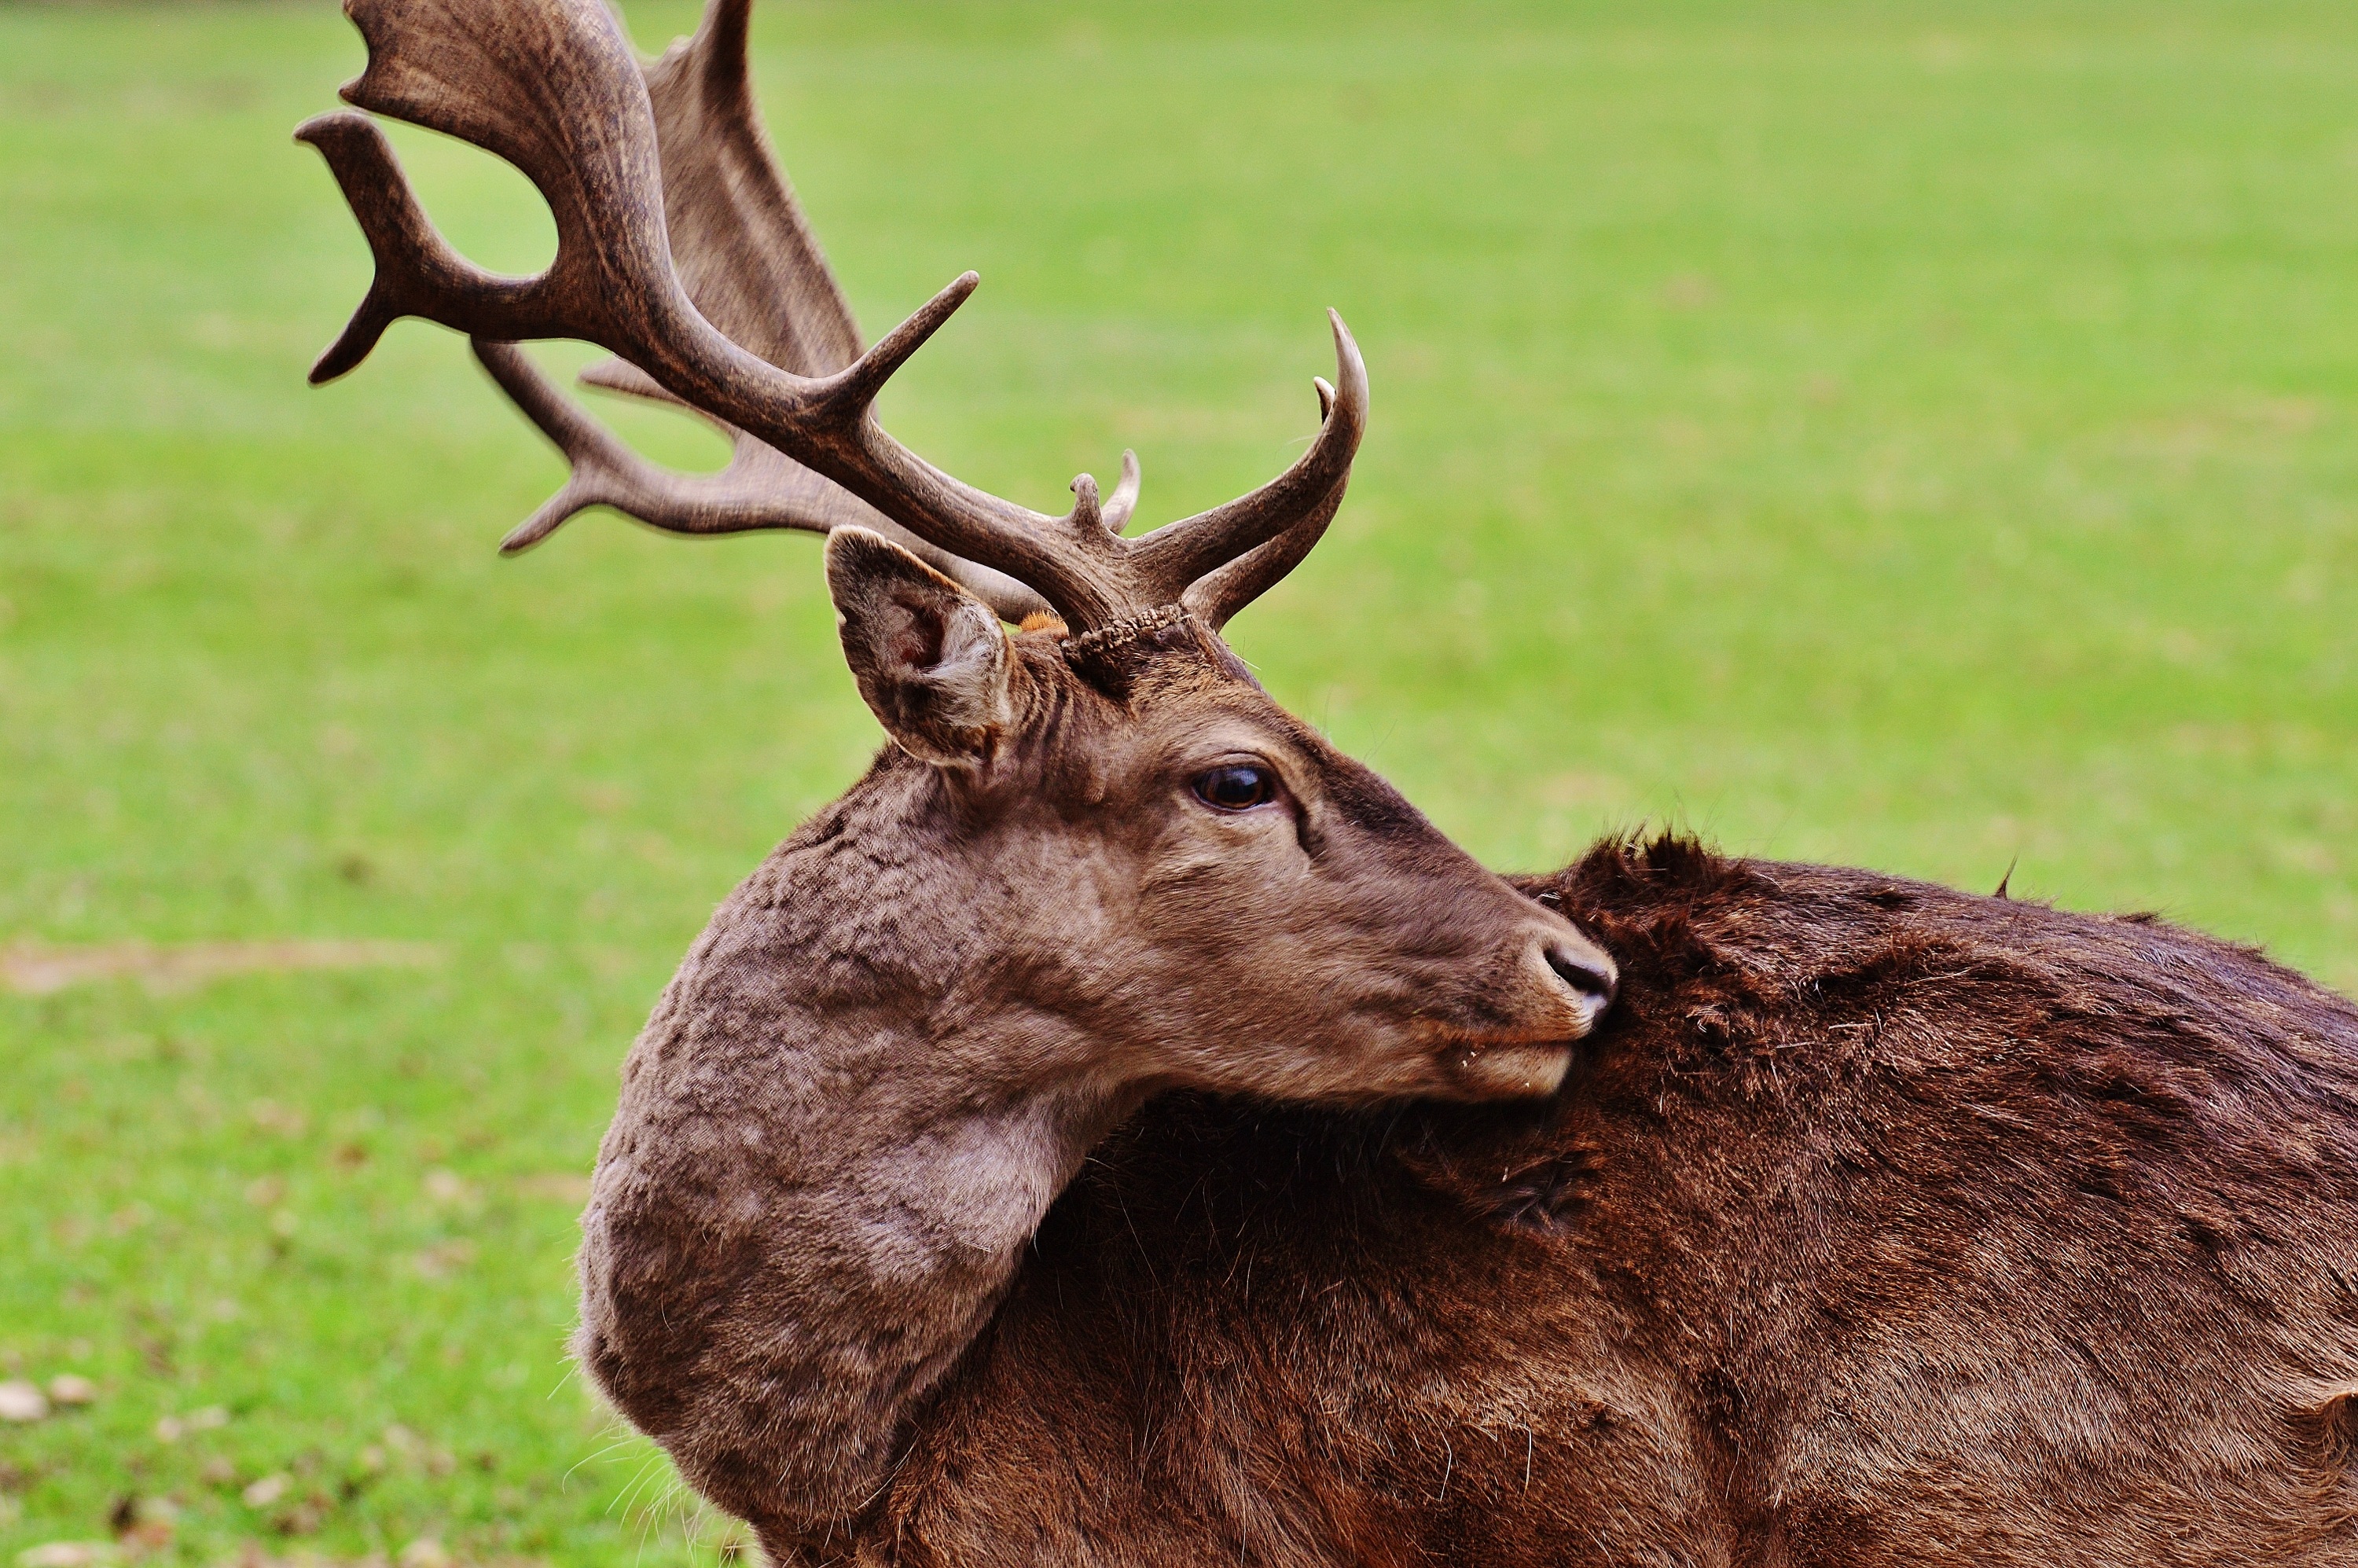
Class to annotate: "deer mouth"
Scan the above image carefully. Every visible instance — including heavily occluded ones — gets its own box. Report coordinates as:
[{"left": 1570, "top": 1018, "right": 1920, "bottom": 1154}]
[{"left": 1428, "top": 1030, "right": 1578, "bottom": 1100}]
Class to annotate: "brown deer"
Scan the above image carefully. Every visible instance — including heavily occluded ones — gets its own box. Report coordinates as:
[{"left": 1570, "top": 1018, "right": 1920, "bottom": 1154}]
[{"left": 300, "top": 1, "right": 2358, "bottom": 1564}]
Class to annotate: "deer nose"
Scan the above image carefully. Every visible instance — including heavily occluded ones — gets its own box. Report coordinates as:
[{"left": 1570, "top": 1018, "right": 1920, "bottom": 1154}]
[{"left": 1542, "top": 938, "right": 1618, "bottom": 1015}]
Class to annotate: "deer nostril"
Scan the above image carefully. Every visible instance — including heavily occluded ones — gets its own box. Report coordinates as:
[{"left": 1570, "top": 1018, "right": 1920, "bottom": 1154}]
[{"left": 1545, "top": 944, "right": 1618, "bottom": 1009}]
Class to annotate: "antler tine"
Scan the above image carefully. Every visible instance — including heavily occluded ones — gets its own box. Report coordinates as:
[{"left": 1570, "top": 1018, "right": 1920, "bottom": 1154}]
[
  {"left": 472, "top": 339, "right": 1047, "bottom": 619},
  {"left": 296, "top": 112, "right": 566, "bottom": 384},
  {"left": 1179, "top": 376, "right": 1353, "bottom": 628},
  {"left": 474, "top": 338, "right": 709, "bottom": 553},
  {"left": 1126, "top": 310, "right": 1368, "bottom": 605},
  {"left": 1100, "top": 450, "right": 1142, "bottom": 534},
  {"left": 644, "top": 0, "right": 863, "bottom": 380},
  {"left": 1180, "top": 475, "right": 1350, "bottom": 630},
  {"left": 474, "top": 335, "right": 866, "bottom": 552}
]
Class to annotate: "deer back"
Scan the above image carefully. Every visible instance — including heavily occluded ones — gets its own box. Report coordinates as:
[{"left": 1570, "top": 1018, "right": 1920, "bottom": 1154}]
[{"left": 851, "top": 838, "right": 2358, "bottom": 1567}]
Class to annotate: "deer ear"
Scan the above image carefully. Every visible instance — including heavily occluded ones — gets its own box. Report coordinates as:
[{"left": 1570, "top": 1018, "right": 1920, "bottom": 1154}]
[{"left": 825, "top": 527, "right": 1013, "bottom": 768}]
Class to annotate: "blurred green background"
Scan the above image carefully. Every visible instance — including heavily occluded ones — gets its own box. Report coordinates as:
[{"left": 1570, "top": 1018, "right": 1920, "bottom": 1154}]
[{"left": 5, "top": 1, "right": 2356, "bottom": 1564}]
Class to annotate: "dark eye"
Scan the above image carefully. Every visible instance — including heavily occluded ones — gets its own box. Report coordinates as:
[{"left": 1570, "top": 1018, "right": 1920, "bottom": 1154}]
[{"left": 1192, "top": 764, "right": 1276, "bottom": 812}]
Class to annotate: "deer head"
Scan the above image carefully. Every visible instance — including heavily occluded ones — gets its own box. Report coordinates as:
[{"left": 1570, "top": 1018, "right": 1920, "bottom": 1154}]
[{"left": 299, "top": 0, "right": 1618, "bottom": 1106}]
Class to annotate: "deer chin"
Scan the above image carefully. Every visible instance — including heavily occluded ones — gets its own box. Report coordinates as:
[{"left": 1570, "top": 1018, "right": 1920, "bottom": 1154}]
[{"left": 1434, "top": 1036, "right": 1576, "bottom": 1100}]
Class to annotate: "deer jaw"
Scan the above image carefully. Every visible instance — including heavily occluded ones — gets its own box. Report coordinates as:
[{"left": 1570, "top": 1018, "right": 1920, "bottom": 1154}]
[{"left": 575, "top": 537, "right": 1614, "bottom": 1539}]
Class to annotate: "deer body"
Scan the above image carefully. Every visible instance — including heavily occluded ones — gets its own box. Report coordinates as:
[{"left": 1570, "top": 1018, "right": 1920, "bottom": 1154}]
[
  {"left": 860, "top": 840, "right": 2358, "bottom": 1566},
  {"left": 296, "top": 1, "right": 2358, "bottom": 1561}
]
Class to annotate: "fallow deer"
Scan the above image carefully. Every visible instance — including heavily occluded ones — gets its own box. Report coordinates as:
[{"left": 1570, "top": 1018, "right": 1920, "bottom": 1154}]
[{"left": 301, "top": 1, "right": 2358, "bottom": 1564}]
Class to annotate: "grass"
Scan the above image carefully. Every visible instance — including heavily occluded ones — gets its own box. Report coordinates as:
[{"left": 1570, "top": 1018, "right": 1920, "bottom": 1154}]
[{"left": 4, "top": 0, "right": 2356, "bottom": 1562}]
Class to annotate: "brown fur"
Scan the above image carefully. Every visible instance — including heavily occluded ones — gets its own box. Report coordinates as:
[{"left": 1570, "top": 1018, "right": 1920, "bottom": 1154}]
[
  {"left": 832, "top": 835, "right": 2358, "bottom": 1566},
  {"left": 577, "top": 541, "right": 1614, "bottom": 1547}
]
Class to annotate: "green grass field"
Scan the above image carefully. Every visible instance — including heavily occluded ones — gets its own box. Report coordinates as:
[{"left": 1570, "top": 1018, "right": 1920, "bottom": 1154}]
[{"left": 6, "top": 1, "right": 2357, "bottom": 1562}]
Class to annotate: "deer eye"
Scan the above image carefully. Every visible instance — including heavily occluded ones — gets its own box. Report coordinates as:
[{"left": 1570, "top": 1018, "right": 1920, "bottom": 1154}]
[{"left": 1192, "top": 764, "right": 1276, "bottom": 812}]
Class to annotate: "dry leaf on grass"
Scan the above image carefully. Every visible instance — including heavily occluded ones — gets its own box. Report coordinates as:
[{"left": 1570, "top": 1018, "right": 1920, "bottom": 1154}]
[
  {"left": 116, "top": 1510, "right": 174, "bottom": 1555},
  {"left": 271, "top": 1496, "right": 328, "bottom": 1537},
  {"left": 241, "top": 1474, "right": 290, "bottom": 1509},
  {"left": 0, "top": 1380, "right": 50, "bottom": 1423},
  {"left": 154, "top": 1406, "right": 229, "bottom": 1442},
  {"left": 47, "top": 1375, "right": 97, "bottom": 1406},
  {"left": 0, "top": 939, "right": 442, "bottom": 997},
  {"left": 16, "top": 1545, "right": 116, "bottom": 1568}
]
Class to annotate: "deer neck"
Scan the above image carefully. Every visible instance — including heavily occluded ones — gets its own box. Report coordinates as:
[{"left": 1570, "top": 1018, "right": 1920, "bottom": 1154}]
[{"left": 580, "top": 756, "right": 1146, "bottom": 1531}]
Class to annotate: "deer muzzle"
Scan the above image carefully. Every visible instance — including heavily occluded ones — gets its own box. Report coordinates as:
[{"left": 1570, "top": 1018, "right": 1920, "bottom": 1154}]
[{"left": 1420, "top": 921, "right": 1618, "bottom": 1100}]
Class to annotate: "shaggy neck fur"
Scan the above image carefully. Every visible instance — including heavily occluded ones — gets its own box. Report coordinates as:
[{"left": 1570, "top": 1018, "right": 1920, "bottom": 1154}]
[
  {"left": 572, "top": 631, "right": 1618, "bottom": 1558},
  {"left": 575, "top": 753, "right": 1144, "bottom": 1542}
]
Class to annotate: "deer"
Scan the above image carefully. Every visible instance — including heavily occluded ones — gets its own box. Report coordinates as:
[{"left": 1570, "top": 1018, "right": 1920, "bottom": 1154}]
[{"left": 299, "top": 0, "right": 2358, "bottom": 1564}]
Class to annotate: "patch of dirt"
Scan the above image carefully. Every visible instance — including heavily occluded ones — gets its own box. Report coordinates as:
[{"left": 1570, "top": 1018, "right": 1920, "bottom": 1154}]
[{"left": 0, "top": 940, "right": 443, "bottom": 996}]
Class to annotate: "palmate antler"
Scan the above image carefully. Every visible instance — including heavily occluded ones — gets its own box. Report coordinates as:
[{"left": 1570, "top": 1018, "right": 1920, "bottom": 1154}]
[
  {"left": 464, "top": 0, "right": 1050, "bottom": 622},
  {"left": 297, "top": 0, "right": 1365, "bottom": 633}
]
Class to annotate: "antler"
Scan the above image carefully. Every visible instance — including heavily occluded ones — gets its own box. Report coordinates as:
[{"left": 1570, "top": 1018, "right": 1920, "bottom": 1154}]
[
  {"left": 469, "top": 0, "right": 1043, "bottom": 621},
  {"left": 471, "top": 342, "right": 1049, "bottom": 621},
  {"left": 297, "top": 0, "right": 1364, "bottom": 633}
]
